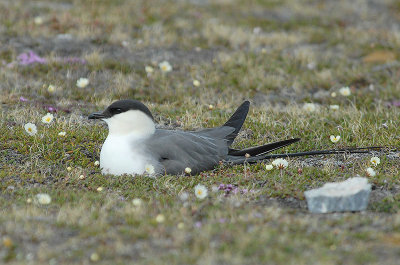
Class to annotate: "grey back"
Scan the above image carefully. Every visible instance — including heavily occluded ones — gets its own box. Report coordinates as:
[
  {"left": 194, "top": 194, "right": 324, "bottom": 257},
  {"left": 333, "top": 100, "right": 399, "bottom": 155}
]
[{"left": 146, "top": 126, "right": 235, "bottom": 174}]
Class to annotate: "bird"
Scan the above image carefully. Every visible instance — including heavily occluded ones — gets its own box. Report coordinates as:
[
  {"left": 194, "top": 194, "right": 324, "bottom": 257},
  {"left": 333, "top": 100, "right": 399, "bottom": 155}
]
[{"left": 88, "top": 99, "right": 381, "bottom": 176}]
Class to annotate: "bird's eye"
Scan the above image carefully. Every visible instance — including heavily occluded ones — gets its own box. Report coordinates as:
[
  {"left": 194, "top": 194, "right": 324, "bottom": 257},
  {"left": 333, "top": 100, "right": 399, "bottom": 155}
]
[{"left": 112, "top": 108, "right": 123, "bottom": 114}]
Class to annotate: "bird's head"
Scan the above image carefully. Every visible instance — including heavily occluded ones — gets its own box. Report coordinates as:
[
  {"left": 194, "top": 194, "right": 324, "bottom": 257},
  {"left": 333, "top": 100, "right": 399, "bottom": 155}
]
[{"left": 89, "top": 99, "right": 155, "bottom": 136}]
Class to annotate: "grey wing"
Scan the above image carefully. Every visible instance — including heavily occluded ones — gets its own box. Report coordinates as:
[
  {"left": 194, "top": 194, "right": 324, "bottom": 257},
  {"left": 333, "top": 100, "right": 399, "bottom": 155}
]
[
  {"left": 193, "top": 126, "right": 236, "bottom": 139},
  {"left": 146, "top": 129, "right": 232, "bottom": 175}
]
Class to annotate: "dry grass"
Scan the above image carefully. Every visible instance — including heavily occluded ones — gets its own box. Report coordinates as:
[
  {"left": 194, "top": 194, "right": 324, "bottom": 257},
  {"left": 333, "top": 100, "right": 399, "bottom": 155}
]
[{"left": 1, "top": 0, "right": 400, "bottom": 264}]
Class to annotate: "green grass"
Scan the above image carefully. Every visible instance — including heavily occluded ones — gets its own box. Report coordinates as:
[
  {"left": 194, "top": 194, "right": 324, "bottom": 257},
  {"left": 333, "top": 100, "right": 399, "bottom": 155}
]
[{"left": 1, "top": 0, "right": 400, "bottom": 264}]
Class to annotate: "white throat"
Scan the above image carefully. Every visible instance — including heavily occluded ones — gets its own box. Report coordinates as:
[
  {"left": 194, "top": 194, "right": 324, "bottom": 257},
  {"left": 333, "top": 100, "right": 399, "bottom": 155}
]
[
  {"left": 104, "top": 110, "right": 155, "bottom": 136},
  {"left": 99, "top": 110, "right": 157, "bottom": 175}
]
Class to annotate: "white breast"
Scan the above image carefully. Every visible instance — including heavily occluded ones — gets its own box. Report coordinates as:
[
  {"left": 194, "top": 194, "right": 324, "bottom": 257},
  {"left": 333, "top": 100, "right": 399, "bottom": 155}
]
[
  {"left": 100, "top": 134, "right": 152, "bottom": 176},
  {"left": 99, "top": 109, "right": 158, "bottom": 176}
]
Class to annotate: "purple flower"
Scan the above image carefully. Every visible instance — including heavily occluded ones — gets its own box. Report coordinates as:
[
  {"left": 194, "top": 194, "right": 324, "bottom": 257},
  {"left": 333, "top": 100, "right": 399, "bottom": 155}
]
[
  {"left": 385, "top": 100, "right": 400, "bottom": 108},
  {"left": 392, "top": 100, "right": 400, "bottom": 107},
  {"left": 17, "top": 51, "right": 46, "bottom": 65},
  {"left": 218, "top": 218, "right": 226, "bottom": 223},
  {"left": 19, "top": 96, "right": 29, "bottom": 102},
  {"left": 218, "top": 183, "right": 252, "bottom": 196},
  {"left": 218, "top": 183, "right": 243, "bottom": 196},
  {"left": 194, "top": 221, "right": 202, "bottom": 228},
  {"left": 46, "top": 106, "right": 57, "bottom": 113}
]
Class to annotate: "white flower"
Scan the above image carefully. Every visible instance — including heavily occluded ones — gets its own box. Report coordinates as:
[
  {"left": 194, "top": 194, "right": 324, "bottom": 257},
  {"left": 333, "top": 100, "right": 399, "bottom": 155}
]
[
  {"left": 67, "top": 166, "right": 72, "bottom": 171},
  {"left": 194, "top": 184, "right": 208, "bottom": 199},
  {"left": 179, "top": 192, "right": 189, "bottom": 201},
  {"left": 90, "top": 253, "right": 99, "bottom": 262},
  {"left": 208, "top": 104, "right": 214, "bottom": 110},
  {"left": 24, "top": 123, "right": 37, "bottom": 136},
  {"left": 155, "top": 214, "right": 165, "bottom": 223},
  {"left": 94, "top": 161, "right": 100, "bottom": 166},
  {"left": 265, "top": 164, "right": 273, "bottom": 171},
  {"left": 307, "top": 62, "right": 316, "bottom": 70},
  {"left": 76, "top": 78, "right": 89, "bottom": 88},
  {"left": 331, "top": 92, "right": 337, "bottom": 97},
  {"left": 35, "top": 193, "right": 51, "bottom": 205},
  {"left": 330, "top": 105, "right": 339, "bottom": 110},
  {"left": 41, "top": 113, "right": 54, "bottom": 124},
  {"left": 58, "top": 131, "right": 66, "bottom": 136},
  {"left": 145, "top": 66, "right": 154, "bottom": 73},
  {"left": 330, "top": 135, "right": 340, "bottom": 143},
  {"left": 185, "top": 167, "right": 192, "bottom": 174},
  {"left": 370, "top": 157, "right": 380, "bottom": 166},
  {"left": 97, "top": 187, "right": 103, "bottom": 192},
  {"left": 132, "top": 198, "right": 142, "bottom": 206},
  {"left": 303, "top": 103, "right": 316, "bottom": 112},
  {"left": 34, "top": 16, "right": 43, "bottom": 25},
  {"left": 177, "top": 222, "right": 185, "bottom": 229},
  {"left": 26, "top": 198, "right": 32, "bottom": 203},
  {"left": 366, "top": 167, "right": 376, "bottom": 177},
  {"left": 339, "top": 86, "right": 351, "bottom": 96},
  {"left": 253, "top": 27, "right": 261, "bottom": 34},
  {"left": 272, "top": 158, "right": 288, "bottom": 169},
  {"left": 145, "top": 164, "right": 155, "bottom": 175},
  {"left": 79, "top": 175, "right": 85, "bottom": 180},
  {"left": 193, "top": 80, "right": 200, "bottom": 87},
  {"left": 159, "top": 61, "right": 172, "bottom": 73},
  {"left": 47, "top": 85, "right": 55, "bottom": 93}
]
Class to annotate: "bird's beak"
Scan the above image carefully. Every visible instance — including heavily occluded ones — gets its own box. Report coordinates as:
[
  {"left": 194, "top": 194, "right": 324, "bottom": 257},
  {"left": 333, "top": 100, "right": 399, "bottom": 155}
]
[{"left": 88, "top": 112, "right": 106, "bottom": 120}]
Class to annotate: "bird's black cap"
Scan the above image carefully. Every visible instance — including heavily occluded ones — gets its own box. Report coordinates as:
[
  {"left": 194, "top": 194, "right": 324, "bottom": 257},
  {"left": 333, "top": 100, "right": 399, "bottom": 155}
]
[{"left": 88, "top": 99, "right": 154, "bottom": 120}]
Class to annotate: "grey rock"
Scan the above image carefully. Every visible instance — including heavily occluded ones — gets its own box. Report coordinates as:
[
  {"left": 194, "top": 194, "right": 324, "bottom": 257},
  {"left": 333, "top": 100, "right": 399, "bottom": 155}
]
[{"left": 305, "top": 177, "right": 371, "bottom": 213}]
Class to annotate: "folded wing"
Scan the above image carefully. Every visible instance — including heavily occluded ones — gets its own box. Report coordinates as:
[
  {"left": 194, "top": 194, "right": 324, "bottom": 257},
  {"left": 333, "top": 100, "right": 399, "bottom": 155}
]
[{"left": 146, "top": 129, "right": 231, "bottom": 175}]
